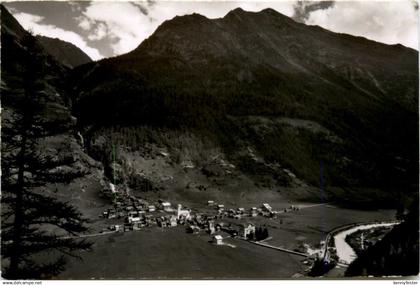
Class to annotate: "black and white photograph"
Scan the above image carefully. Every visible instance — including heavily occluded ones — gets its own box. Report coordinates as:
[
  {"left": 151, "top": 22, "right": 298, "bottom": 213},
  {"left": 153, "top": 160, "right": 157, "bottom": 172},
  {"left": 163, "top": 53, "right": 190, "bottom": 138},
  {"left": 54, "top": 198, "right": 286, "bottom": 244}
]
[{"left": 1, "top": 0, "right": 419, "bottom": 282}]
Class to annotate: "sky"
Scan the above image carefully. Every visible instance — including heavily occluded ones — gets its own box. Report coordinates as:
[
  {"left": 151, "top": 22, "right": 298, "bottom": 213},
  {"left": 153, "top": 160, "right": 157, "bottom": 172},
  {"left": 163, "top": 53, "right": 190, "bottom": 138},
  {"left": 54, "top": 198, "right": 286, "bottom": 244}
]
[{"left": 4, "top": 1, "right": 419, "bottom": 60}]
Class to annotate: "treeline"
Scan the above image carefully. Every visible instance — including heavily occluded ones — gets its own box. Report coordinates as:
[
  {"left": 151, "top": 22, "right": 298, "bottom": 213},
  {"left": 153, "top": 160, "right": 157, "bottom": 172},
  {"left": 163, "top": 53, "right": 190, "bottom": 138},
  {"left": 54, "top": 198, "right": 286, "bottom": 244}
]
[{"left": 247, "top": 226, "right": 269, "bottom": 241}]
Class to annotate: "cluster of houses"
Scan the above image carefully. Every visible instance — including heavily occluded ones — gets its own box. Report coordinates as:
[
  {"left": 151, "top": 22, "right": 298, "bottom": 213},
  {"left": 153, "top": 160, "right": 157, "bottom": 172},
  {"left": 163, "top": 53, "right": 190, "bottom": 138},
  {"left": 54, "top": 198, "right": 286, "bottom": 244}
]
[
  {"left": 187, "top": 218, "right": 258, "bottom": 245},
  {"left": 208, "top": 200, "right": 278, "bottom": 219},
  {"left": 100, "top": 189, "right": 193, "bottom": 231},
  {"left": 106, "top": 202, "right": 193, "bottom": 232},
  {"left": 100, "top": 185, "right": 300, "bottom": 248},
  {"left": 100, "top": 195, "right": 272, "bottom": 244}
]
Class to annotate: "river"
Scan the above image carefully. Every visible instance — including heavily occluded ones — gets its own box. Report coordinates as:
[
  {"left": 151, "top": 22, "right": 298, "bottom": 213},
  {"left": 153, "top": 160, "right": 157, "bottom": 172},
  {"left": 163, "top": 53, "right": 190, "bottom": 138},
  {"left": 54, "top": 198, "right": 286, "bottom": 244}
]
[{"left": 333, "top": 222, "right": 399, "bottom": 264}]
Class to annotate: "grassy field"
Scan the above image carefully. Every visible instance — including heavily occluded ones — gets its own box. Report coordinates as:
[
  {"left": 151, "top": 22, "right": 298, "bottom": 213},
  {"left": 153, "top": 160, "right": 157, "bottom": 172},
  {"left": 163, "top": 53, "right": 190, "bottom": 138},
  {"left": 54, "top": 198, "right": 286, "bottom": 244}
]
[
  {"left": 262, "top": 205, "right": 395, "bottom": 250},
  {"left": 57, "top": 203, "right": 395, "bottom": 279},
  {"left": 59, "top": 227, "right": 307, "bottom": 279}
]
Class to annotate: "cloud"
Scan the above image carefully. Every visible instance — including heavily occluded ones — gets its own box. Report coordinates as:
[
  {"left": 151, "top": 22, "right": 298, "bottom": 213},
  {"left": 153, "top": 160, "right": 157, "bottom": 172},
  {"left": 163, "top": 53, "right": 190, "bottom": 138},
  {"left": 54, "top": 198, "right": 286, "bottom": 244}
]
[
  {"left": 305, "top": 1, "right": 418, "bottom": 49},
  {"left": 87, "top": 22, "right": 108, "bottom": 41},
  {"left": 77, "top": 2, "right": 156, "bottom": 55},
  {"left": 77, "top": 16, "right": 92, "bottom": 30},
  {"left": 13, "top": 11, "right": 104, "bottom": 60},
  {"left": 68, "top": 1, "right": 83, "bottom": 12},
  {"left": 292, "top": 0, "right": 335, "bottom": 23},
  {"left": 76, "top": 1, "right": 295, "bottom": 56}
]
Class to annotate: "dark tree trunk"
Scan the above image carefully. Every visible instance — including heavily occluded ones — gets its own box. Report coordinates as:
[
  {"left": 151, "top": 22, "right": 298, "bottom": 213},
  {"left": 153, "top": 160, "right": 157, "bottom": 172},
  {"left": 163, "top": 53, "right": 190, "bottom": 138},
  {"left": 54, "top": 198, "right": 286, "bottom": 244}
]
[{"left": 8, "top": 122, "right": 28, "bottom": 278}]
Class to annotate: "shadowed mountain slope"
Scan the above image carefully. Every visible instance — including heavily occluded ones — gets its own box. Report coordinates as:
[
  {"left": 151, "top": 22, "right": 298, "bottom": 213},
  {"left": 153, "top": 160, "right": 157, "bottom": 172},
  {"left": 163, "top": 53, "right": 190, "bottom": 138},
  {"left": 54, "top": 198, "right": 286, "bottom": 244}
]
[
  {"left": 36, "top": 35, "right": 92, "bottom": 68},
  {"left": 68, "top": 8, "right": 418, "bottom": 204}
]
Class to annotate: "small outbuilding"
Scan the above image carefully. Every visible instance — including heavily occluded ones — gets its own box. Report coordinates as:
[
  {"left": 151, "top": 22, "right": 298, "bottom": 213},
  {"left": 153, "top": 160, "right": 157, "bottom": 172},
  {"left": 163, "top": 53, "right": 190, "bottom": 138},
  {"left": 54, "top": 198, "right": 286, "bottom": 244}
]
[
  {"left": 128, "top": 215, "right": 141, "bottom": 223},
  {"left": 250, "top": 207, "right": 258, "bottom": 217},
  {"left": 133, "top": 222, "right": 141, "bottom": 231},
  {"left": 262, "top": 203, "right": 272, "bottom": 213},
  {"left": 169, "top": 215, "right": 177, "bottom": 227},
  {"left": 161, "top": 202, "right": 172, "bottom": 212},
  {"left": 213, "top": 235, "right": 223, "bottom": 245}
]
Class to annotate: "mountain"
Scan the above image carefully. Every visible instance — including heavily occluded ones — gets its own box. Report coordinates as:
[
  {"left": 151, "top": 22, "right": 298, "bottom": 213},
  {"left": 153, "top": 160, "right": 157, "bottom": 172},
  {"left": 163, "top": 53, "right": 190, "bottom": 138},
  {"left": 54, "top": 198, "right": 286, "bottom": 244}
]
[
  {"left": 1, "top": 4, "right": 418, "bottom": 207},
  {"left": 1, "top": 2, "right": 27, "bottom": 41},
  {"left": 1, "top": 4, "right": 70, "bottom": 126},
  {"left": 1, "top": 5, "right": 418, "bottom": 279},
  {"left": 36, "top": 35, "right": 92, "bottom": 68},
  {"left": 68, "top": 8, "right": 418, "bottom": 206}
]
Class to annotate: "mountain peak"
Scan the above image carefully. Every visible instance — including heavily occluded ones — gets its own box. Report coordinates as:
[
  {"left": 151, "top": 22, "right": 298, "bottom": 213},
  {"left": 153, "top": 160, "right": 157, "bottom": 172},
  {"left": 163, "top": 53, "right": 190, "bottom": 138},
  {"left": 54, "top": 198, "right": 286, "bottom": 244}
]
[
  {"left": 224, "top": 7, "right": 248, "bottom": 19},
  {"left": 223, "top": 7, "right": 292, "bottom": 24},
  {"left": 260, "top": 8, "right": 279, "bottom": 15},
  {"left": 230, "top": 7, "right": 246, "bottom": 14},
  {"left": 172, "top": 12, "right": 209, "bottom": 23}
]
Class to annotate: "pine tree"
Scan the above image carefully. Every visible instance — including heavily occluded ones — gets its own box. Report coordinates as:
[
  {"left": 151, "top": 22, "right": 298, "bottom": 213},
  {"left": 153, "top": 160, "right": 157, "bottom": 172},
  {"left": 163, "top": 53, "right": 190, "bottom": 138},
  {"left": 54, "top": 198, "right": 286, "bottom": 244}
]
[
  {"left": 262, "top": 227, "right": 269, "bottom": 240},
  {"left": 1, "top": 34, "right": 92, "bottom": 279},
  {"left": 255, "top": 226, "right": 262, "bottom": 241}
]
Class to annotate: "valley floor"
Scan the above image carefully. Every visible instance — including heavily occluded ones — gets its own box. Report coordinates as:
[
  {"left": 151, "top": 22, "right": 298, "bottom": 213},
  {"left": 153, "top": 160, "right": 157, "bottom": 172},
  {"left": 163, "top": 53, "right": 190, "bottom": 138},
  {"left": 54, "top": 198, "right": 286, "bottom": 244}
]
[
  {"left": 57, "top": 199, "right": 395, "bottom": 279},
  {"left": 59, "top": 227, "right": 306, "bottom": 279}
]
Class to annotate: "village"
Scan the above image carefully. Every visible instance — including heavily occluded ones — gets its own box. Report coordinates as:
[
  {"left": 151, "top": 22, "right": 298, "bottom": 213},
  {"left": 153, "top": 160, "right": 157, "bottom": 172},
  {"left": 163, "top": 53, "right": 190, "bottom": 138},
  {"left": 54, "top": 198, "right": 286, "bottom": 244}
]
[
  {"left": 51, "top": 178, "right": 398, "bottom": 279},
  {"left": 99, "top": 183, "right": 303, "bottom": 246},
  {"left": 89, "top": 181, "right": 399, "bottom": 278}
]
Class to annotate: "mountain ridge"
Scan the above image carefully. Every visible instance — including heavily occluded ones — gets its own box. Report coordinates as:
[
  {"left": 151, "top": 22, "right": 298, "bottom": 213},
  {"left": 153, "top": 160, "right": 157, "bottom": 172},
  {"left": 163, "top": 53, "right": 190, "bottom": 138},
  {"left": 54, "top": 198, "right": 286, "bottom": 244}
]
[
  {"left": 36, "top": 35, "right": 92, "bottom": 68},
  {"left": 1, "top": 5, "right": 418, "bottom": 206},
  {"left": 65, "top": 7, "right": 418, "bottom": 205}
]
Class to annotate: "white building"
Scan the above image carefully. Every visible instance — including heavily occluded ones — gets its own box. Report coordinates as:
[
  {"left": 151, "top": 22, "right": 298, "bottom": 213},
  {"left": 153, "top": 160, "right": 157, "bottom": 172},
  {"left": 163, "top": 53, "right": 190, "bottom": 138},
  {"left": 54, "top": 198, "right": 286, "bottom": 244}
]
[
  {"left": 208, "top": 220, "right": 215, "bottom": 234},
  {"left": 169, "top": 215, "right": 177, "bottom": 227},
  {"left": 161, "top": 202, "right": 172, "bottom": 212},
  {"left": 176, "top": 204, "right": 191, "bottom": 220},
  {"left": 148, "top": 205, "right": 156, "bottom": 212},
  {"left": 128, "top": 216, "right": 141, "bottom": 223},
  {"left": 241, "top": 223, "right": 256, "bottom": 239},
  {"left": 213, "top": 235, "right": 223, "bottom": 245},
  {"left": 262, "top": 203, "right": 272, "bottom": 213},
  {"left": 133, "top": 222, "right": 141, "bottom": 231},
  {"left": 250, "top": 207, "right": 258, "bottom": 217}
]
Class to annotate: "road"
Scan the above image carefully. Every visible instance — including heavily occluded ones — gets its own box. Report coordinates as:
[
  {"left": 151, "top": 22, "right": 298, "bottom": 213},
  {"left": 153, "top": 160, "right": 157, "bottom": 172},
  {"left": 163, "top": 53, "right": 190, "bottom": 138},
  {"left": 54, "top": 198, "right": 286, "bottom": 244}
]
[
  {"left": 60, "top": 228, "right": 122, "bottom": 239},
  {"left": 296, "top": 202, "right": 330, "bottom": 209},
  {"left": 236, "top": 237, "right": 309, "bottom": 258},
  {"left": 251, "top": 240, "right": 309, "bottom": 257}
]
